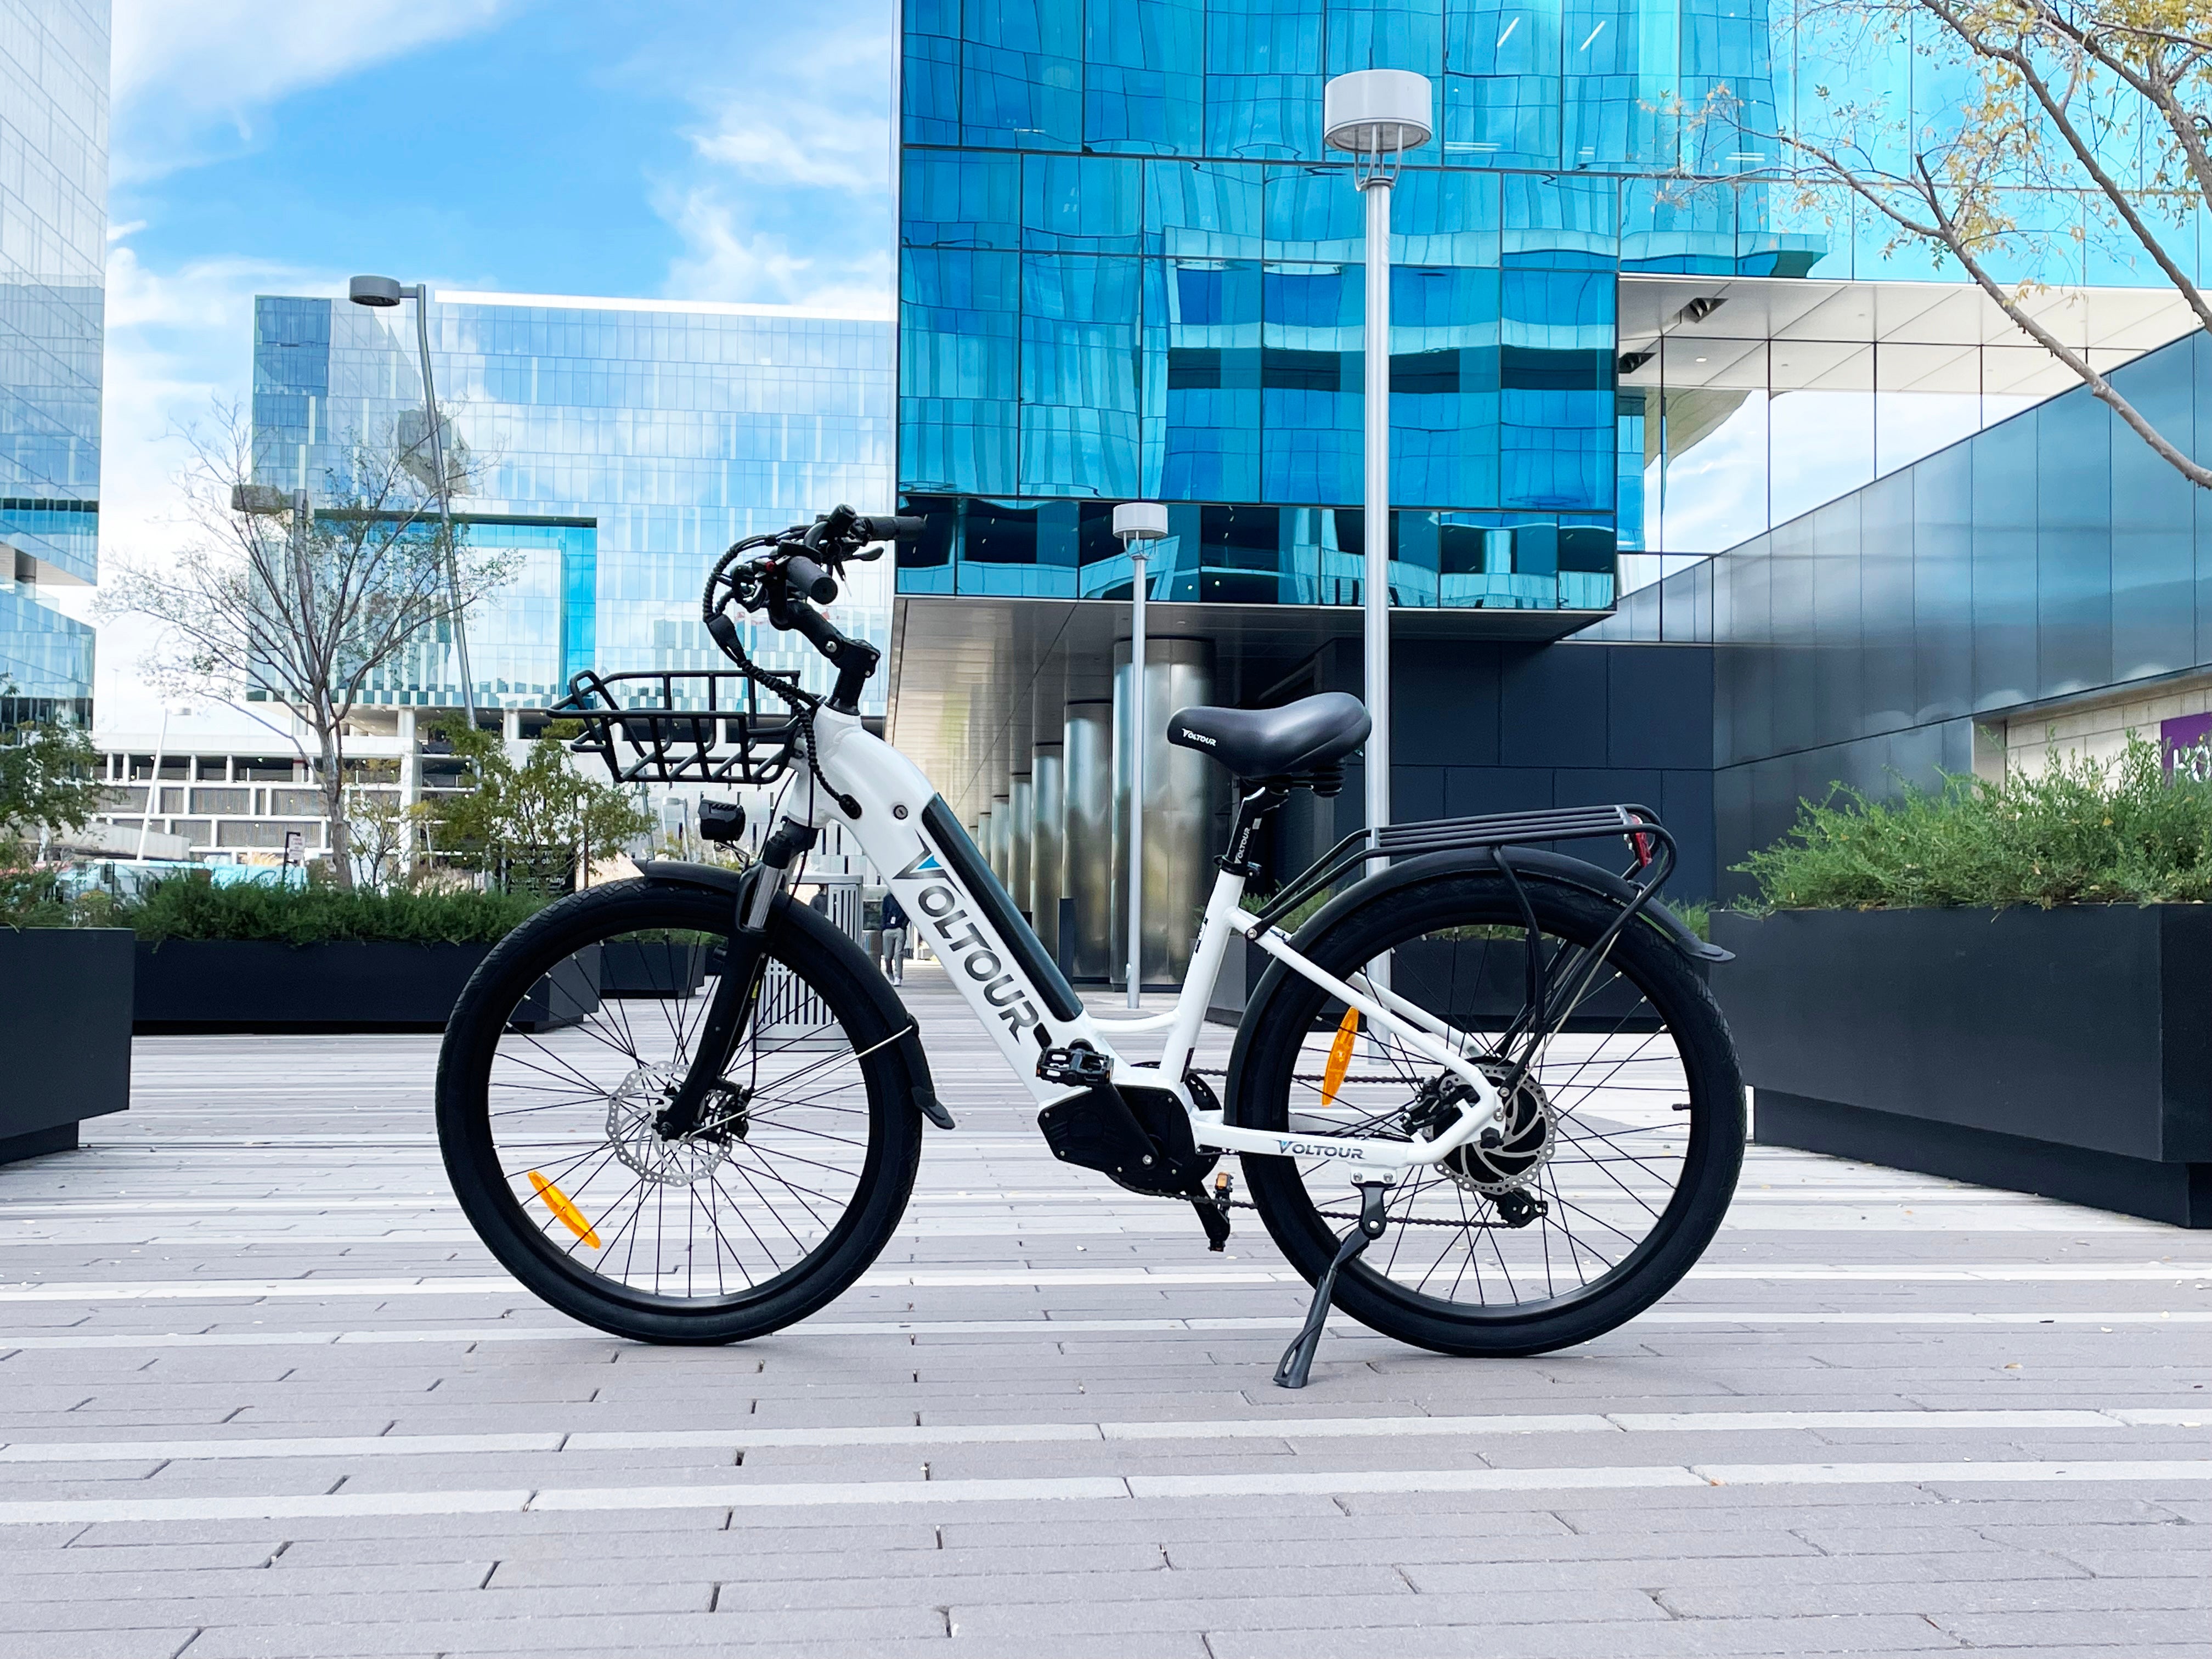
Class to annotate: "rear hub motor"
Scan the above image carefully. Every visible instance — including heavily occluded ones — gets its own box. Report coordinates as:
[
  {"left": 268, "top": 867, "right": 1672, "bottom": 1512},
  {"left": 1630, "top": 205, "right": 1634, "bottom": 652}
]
[{"left": 1436, "top": 1062, "right": 1555, "bottom": 1200}]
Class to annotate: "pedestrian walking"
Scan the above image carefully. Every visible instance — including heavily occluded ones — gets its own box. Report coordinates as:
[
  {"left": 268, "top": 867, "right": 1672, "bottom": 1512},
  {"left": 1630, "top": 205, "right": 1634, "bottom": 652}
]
[{"left": 878, "top": 892, "right": 909, "bottom": 985}]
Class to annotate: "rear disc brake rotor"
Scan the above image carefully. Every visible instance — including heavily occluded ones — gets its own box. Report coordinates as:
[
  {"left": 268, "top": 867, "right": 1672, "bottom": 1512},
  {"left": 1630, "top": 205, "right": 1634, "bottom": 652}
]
[{"left": 1441, "top": 1063, "right": 1556, "bottom": 1195}]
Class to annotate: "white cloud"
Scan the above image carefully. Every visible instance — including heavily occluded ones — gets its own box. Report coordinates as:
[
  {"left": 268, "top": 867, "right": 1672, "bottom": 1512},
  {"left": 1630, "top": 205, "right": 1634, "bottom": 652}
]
[
  {"left": 109, "top": 0, "right": 512, "bottom": 183},
  {"left": 656, "top": 185, "right": 891, "bottom": 317},
  {"left": 690, "top": 99, "right": 889, "bottom": 196},
  {"left": 650, "top": 7, "right": 895, "bottom": 312}
]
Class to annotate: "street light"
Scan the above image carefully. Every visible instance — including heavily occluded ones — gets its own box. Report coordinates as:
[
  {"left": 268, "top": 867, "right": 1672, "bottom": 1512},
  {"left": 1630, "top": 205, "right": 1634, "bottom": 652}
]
[
  {"left": 1113, "top": 500, "right": 1169, "bottom": 1009},
  {"left": 1323, "top": 69, "right": 1431, "bottom": 881},
  {"left": 348, "top": 274, "right": 478, "bottom": 727}
]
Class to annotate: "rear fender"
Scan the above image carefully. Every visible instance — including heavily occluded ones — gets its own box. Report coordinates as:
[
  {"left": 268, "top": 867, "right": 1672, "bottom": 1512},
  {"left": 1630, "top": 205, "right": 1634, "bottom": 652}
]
[{"left": 1223, "top": 847, "right": 1715, "bottom": 1130}]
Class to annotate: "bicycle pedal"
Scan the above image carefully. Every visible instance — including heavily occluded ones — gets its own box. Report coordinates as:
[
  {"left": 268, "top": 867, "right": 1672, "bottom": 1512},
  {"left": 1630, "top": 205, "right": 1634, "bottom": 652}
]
[
  {"left": 1192, "top": 1177, "right": 1233, "bottom": 1251},
  {"left": 1035, "top": 1040, "right": 1114, "bottom": 1088}
]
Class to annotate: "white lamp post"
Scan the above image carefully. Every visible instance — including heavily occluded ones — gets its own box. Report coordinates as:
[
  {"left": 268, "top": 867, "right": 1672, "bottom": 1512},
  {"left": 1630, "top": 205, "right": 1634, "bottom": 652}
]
[
  {"left": 1323, "top": 70, "right": 1431, "bottom": 878},
  {"left": 347, "top": 275, "right": 478, "bottom": 728},
  {"left": 1112, "top": 500, "right": 1169, "bottom": 1009}
]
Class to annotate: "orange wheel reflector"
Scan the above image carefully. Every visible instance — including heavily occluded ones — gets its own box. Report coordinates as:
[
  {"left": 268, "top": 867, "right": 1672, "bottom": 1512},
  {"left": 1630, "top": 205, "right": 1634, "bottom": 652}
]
[
  {"left": 528, "top": 1170, "right": 601, "bottom": 1249},
  {"left": 1320, "top": 1007, "right": 1359, "bottom": 1108}
]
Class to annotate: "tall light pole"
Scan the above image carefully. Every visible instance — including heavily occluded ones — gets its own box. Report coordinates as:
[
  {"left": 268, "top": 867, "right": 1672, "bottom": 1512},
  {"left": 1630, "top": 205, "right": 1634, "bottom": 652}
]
[
  {"left": 348, "top": 275, "right": 479, "bottom": 728},
  {"left": 1322, "top": 71, "right": 1430, "bottom": 876},
  {"left": 1113, "top": 501, "right": 1168, "bottom": 1009}
]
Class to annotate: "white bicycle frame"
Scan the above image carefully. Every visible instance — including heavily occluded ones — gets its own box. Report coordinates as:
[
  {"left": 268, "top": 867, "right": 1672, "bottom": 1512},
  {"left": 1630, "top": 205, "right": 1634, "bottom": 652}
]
[{"left": 794, "top": 708, "right": 1512, "bottom": 1187}]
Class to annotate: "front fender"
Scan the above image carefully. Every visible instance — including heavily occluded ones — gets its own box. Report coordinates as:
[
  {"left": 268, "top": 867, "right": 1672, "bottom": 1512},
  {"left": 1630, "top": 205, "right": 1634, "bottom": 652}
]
[{"left": 635, "top": 860, "right": 952, "bottom": 1130}]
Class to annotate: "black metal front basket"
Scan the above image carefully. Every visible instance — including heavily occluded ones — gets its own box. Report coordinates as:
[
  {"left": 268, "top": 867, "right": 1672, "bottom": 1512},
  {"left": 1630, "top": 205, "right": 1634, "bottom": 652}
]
[{"left": 550, "top": 669, "right": 805, "bottom": 786}]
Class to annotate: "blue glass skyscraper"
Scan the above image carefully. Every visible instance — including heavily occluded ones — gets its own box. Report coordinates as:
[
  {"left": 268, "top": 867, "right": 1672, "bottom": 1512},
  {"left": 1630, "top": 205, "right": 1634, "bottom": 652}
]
[
  {"left": 884, "top": 0, "right": 2189, "bottom": 984},
  {"left": 251, "top": 292, "right": 893, "bottom": 714},
  {"left": 0, "top": 0, "right": 105, "bottom": 724},
  {"left": 893, "top": 0, "right": 1821, "bottom": 613}
]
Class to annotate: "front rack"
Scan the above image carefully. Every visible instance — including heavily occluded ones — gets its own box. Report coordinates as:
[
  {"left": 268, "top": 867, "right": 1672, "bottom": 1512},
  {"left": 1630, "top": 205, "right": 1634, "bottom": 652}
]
[{"left": 550, "top": 669, "right": 806, "bottom": 787}]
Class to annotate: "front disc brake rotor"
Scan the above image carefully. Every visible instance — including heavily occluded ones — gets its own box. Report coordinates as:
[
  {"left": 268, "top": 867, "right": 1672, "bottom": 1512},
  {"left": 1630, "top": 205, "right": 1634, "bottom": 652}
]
[{"left": 606, "top": 1066, "right": 742, "bottom": 1186}]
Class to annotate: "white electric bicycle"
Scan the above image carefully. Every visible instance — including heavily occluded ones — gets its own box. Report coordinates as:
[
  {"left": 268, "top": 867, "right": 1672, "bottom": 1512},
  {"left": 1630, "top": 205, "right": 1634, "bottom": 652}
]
[{"left": 436, "top": 506, "right": 1745, "bottom": 1387}]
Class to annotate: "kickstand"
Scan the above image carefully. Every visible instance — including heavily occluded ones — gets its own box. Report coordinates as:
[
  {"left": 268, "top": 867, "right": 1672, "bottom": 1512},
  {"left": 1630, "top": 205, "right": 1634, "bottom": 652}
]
[{"left": 1273, "top": 1179, "right": 1392, "bottom": 1391}]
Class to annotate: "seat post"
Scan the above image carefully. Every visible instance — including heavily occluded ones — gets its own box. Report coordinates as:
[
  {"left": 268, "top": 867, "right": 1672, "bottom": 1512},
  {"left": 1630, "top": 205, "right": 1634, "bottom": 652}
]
[{"left": 1218, "top": 782, "right": 1289, "bottom": 877}]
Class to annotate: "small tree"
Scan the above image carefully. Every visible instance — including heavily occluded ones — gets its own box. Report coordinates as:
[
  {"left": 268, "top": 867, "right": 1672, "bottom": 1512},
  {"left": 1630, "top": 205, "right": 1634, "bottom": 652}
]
[
  {"left": 100, "top": 406, "right": 516, "bottom": 888},
  {"left": 0, "top": 682, "right": 103, "bottom": 855},
  {"left": 419, "top": 723, "right": 656, "bottom": 892},
  {"left": 344, "top": 761, "right": 409, "bottom": 891},
  {"left": 1750, "top": 1, "right": 2212, "bottom": 489}
]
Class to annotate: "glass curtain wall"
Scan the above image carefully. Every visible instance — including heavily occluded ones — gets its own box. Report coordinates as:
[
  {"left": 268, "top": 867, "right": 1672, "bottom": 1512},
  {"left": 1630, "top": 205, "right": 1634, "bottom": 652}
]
[
  {"left": 1623, "top": 329, "right": 2088, "bottom": 590},
  {"left": 0, "top": 0, "right": 106, "bottom": 721},
  {"left": 898, "top": 1, "right": 2190, "bottom": 608},
  {"left": 1584, "top": 328, "right": 2212, "bottom": 893},
  {"left": 252, "top": 295, "right": 893, "bottom": 711},
  {"left": 896, "top": 0, "right": 1805, "bottom": 611}
]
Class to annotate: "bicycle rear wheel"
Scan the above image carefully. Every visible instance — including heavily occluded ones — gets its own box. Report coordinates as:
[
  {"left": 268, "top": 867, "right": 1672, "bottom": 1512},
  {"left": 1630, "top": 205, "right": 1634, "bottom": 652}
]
[
  {"left": 1233, "top": 872, "right": 1742, "bottom": 1357},
  {"left": 436, "top": 879, "right": 924, "bottom": 1344}
]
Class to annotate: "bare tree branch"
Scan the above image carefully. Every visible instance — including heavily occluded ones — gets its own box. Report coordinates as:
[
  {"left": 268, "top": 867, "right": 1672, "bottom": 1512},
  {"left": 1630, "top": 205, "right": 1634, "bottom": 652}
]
[
  {"left": 99, "top": 404, "right": 518, "bottom": 888},
  {"left": 1703, "top": 1, "right": 2212, "bottom": 494}
]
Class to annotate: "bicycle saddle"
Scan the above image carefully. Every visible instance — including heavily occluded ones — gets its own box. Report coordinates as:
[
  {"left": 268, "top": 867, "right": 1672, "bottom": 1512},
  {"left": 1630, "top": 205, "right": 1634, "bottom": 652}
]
[{"left": 1167, "top": 691, "right": 1370, "bottom": 782}]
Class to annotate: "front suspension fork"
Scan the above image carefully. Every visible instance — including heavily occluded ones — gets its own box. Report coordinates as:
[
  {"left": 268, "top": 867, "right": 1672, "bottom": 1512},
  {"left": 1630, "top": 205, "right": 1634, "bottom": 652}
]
[{"left": 656, "top": 818, "right": 818, "bottom": 1138}]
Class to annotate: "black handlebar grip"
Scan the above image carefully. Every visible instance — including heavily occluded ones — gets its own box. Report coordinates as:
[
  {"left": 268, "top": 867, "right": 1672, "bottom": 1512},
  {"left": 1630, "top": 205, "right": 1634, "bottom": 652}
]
[
  {"left": 857, "top": 514, "right": 927, "bottom": 543},
  {"left": 783, "top": 554, "right": 838, "bottom": 605}
]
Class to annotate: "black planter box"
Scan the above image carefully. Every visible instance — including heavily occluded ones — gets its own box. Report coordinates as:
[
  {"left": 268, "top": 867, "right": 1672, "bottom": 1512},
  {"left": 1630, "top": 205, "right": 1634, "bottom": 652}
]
[
  {"left": 1713, "top": 907, "right": 2212, "bottom": 1226},
  {"left": 598, "top": 940, "right": 706, "bottom": 999},
  {"left": 134, "top": 940, "right": 597, "bottom": 1034},
  {"left": 0, "top": 928, "right": 134, "bottom": 1163}
]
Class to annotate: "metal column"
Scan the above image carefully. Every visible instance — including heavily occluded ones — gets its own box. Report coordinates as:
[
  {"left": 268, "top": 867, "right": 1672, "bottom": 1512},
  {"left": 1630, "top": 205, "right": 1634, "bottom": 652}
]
[
  {"left": 1030, "top": 741, "right": 1065, "bottom": 965},
  {"left": 1009, "top": 772, "right": 1033, "bottom": 918},
  {"left": 1062, "top": 698, "right": 1114, "bottom": 981},
  {"left": 1111, "top": 637, "right": 1217, "bottom": 990}
]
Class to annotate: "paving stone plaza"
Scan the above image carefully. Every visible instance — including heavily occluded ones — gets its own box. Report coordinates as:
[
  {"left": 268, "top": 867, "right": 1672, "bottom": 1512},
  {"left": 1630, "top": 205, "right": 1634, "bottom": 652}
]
[{"left": 1, "top": 965, "right": 2207, "bottom": 1659}]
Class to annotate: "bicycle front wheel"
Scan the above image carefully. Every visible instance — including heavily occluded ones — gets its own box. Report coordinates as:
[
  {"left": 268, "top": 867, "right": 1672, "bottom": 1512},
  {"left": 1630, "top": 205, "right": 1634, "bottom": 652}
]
[
  {"left": 1233, "top": 871, "right": 1743, "bottom": 1357},
  {"left": 436, "top": 879, "right": 924, "bottom": 1344}
]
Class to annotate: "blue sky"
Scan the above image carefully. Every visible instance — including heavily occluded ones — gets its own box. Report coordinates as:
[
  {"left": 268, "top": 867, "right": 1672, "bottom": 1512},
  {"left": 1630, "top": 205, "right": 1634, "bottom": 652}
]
[
  {"left": 95, "top": 0, "right": 895, "bottom": 727},
  {"left": 109, "top": 0, "right": 894, "bottom": 306}
]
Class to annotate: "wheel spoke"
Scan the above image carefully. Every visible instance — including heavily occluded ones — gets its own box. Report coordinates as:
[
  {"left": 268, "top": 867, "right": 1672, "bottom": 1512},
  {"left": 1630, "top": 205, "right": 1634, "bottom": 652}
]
[
  {"left": 456, "top": 913, "right": 897, "bottom": 1314},
  {"left": 1249, "top": 891, "right": 1729, "bottom": 1329}
]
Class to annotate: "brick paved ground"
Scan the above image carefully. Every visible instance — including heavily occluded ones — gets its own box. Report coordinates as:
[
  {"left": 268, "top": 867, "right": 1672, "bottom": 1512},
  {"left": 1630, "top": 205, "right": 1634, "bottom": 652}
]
[{"left": 0, "top": 960, "right": 2205, "bottom": 1658}]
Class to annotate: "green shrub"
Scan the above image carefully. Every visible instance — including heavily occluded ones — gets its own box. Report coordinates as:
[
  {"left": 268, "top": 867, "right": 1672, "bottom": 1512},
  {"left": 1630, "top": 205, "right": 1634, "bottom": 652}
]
[
  {"left": 123, "top": 874, "right": 546, "bottom": 946},
  {"left": 0, "top": 861, "right": 99, "bottom": 930},
  {"left": 1734, "top": 734, "right": 2212, "bottom": 912}
]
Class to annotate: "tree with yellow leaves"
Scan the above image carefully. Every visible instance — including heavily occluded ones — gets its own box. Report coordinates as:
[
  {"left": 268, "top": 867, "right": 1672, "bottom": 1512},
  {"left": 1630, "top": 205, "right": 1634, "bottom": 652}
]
[{"left": 1756, "top": 2, "right": 2210, "bottom": 487}]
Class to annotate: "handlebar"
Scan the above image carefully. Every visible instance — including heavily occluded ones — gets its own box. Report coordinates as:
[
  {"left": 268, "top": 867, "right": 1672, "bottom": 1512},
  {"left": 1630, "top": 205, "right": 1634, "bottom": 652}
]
[
  {"left": 783, "top": 554, "right": 837, "bottom": 605},
  {"left": 697, "top": 504, "right": 924, "bottom": 715}
]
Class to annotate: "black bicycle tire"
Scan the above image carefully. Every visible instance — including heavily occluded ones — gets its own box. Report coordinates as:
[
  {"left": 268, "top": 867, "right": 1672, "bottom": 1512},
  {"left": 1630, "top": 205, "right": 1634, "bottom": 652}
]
[
  {"left": 1233, "top": 873, "right": 1743, "bottom": 1358},
  {"left": 435, "top": 881, "right": 924, "bottom": 1345}
]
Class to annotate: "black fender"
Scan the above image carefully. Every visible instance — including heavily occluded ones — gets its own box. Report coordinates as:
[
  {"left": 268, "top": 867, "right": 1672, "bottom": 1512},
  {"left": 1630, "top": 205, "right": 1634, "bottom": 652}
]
[
  {"left": 1223, "top": 846, "right": 1722, "bottom": 1130},
  {"left": 635, "top": 860, "right": 953, "bottom": 1130}
]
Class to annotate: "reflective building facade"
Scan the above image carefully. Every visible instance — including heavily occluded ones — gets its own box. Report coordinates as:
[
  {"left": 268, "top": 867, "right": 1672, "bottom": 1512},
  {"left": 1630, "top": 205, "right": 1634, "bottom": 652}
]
[
  {"left": 895, "top": 0, "right": 1830, "bottom": 612},
  {"left": 890, "top": 0, "right": 2199, "bottom": 985},
  {"left": 0, "top": 0, "right": 104, "bottom": 722},
  {"left": 251, "top": 292, "right": 892, "bottom": 713},
  {"left": 1589, "top": 324, "right": 2212, "bottom": 899}
]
